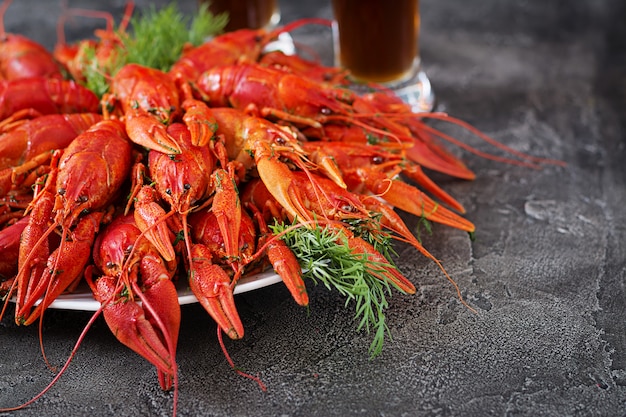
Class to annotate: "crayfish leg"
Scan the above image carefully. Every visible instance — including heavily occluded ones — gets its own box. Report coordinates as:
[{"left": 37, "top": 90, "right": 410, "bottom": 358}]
[{"left": 19, "top": 212, "right": 103, "bottom": 326}]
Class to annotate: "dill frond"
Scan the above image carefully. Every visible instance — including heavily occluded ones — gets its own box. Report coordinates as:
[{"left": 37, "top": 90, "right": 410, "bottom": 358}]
[
  {"left": 78, "top": 2, "right": 226, "bottom": 98},
  {"left": 343, "top": 213, "right": 397, "bottom": 263},
  {"left": 80, "top": 43, "right": 125, "bottom": 98},
  {"left": 272, "top": 221, "right": 407, "bottom": 358},
  {"left": 188, "top": 3, "right": 229, "bottom": 47},
  {"left": 123, "top": 2, "right": 226, "bottom": 72},
  {"left": 122, "top": 3, "right": 189, "bottom": 72}
]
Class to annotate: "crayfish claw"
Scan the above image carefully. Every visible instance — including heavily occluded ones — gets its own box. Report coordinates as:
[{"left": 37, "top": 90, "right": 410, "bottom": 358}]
[
  {"left": 90, "top": 275, "right": 177, "bottom": 386},
  {"left": 189, "top": 244, "right": 244, "bottom": 340},
  {"left": 139, "top": 267, "right": 181, "bottom": 391},
  {"left": 125, "top": 111, "right": 182, "bottom": 154},
  {"left": 345, "top": 233, "right": 416, "bottom": 295},
  {"left": 181, "top": 98, "right": 217, "bottom": 147},
  {"left": 362, "top": 170, "right": 476, "bottom": 233},
  {"left": 248, "top": 202, "right": 308, "bottom": 307},
  {"left": 133, "top": 186, "right": 177, "bottom": 262},
  {"left": 266, "top": 236, "right": 308, "bottom": 306}
]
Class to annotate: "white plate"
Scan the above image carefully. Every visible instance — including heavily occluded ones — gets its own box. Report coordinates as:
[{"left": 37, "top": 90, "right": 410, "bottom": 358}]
[{"left": 37, "top": 270, "right": 282, "bottom": 312}]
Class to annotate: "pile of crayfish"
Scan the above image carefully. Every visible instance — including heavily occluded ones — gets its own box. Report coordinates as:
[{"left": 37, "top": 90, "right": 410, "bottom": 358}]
[{"left": 0, "top": 1, "right": 563, "bottom": 415}]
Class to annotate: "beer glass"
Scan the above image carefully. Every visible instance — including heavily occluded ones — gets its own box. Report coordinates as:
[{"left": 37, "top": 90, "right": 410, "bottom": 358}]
[
  {"left": 199, "top": 0, "right": 295, "bottom": 55},
  {"left": 200, "top": 0, "right": 281, "bottom": 31},
  {"left": 331, "top": 0, "right": 435, "bottom": 112}
]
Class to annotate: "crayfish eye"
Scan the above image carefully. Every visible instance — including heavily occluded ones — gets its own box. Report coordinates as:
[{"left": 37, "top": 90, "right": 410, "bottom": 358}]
[
  {"left": 341, "top": 204, "right": 355, "bottom": 212},
  {"left": 372, "top": 156, "right": 384, "bottom": 164},
  {"left": 320, "top": 107, "right": 332, "bottom": 115},
  {"left": 58, "top": 188, "right": 66, "bottom": 195},
  {"left": 106, "top": 261, "right": 116, "bottom": 269},
  {"left": 165, "top": 188, "right": 172, "bottom": 195},
  {"left": 78, "top": 195, "right": 88, "bottom": 203},
  {"left": 184, "top": 183, "right": 191, "bottom": 190},
  {"left": 275, "top": 136, "right": 286, "bottom": 145}
]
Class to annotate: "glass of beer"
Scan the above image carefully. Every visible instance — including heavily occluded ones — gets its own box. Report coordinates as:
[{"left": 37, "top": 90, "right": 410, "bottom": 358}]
[
  {"left": 331, "top": 0, "right": 435, "bottom": 112},
  {"left": 200, "top": 0, "right": 281, "bottom": 31}
]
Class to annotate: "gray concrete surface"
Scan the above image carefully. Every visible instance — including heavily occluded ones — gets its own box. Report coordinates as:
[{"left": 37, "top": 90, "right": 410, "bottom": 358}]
[{"left": 1, "top": 0, "right": 625, "bottom": 416}]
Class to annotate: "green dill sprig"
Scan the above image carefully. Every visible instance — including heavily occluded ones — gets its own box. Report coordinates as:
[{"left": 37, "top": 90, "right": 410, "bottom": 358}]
[
  {"left": 414, "top": 214, "right": 433, "bottom": 244},
  {"left": 271, "top": 220, "right": 408, "bottom": 358},
  {"left": 343, "top": 213, "right": 397, "bottom": 262},
  {"left": 79, "top": 2, "right": 227, "bottom": 97},
  {"left": 122, "top": 3, "right": 227, "bottom": 72},
  {"left": 188, "top": 4, "right": 229, "bottom": 47},
  {"left": 80, "top": 45, "right": 125, "bottom": 99},
  {"left": 121, "top": 3, "right": 190, "bottom": 72}
]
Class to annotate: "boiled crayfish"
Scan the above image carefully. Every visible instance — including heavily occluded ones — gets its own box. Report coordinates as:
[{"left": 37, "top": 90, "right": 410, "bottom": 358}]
[{"left": 0, "top": 6, "right": 564, "bottom": 417}]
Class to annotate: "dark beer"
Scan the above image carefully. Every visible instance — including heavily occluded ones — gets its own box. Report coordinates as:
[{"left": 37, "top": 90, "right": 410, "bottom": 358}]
[
  {"left": 332, "top": 0, "right": 420, "bottom": 83},
  {"left": 202, "top": 0, "right": 279, "bottom": 31}
]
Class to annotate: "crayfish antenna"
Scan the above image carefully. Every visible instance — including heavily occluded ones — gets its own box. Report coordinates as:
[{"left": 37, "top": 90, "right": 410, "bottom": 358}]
[
  {"left": 362, "top": 197, "right": 477, "bottom": 314},
  {"left": 35, "top": 224, "right": 69, "bottom": 373},
  {"left": 0, "top": 304, "right": 105, "bottom": 414},
  {"left": 0, "top": 283, "right": 180, "bottom": 417},
  {"left": 0, "top": 0, "right": 12, "bottom": 39},
  {"left": 0, "top": 271, "right": 17, "bottom": 323},
  {"left": 266, "top": 17, "right": 333, "bottom": 44},
  {"left": 216, "top": 327, "right": 267, "bottom": 391},
  {"left": 403, "top": 112, "right": 566, "bottom": 169}
]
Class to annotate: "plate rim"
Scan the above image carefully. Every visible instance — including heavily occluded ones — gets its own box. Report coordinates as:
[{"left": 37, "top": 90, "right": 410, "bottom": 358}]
[{"left": 21, "top": 269, "right": 282, "bottom": 312}]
